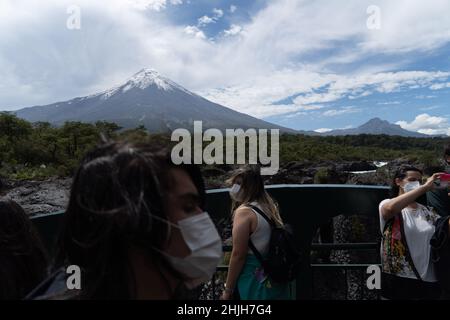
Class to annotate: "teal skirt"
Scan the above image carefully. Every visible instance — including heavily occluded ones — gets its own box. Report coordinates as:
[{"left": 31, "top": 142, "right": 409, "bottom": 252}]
[{"left": 237, "top": 254, "right": 295, "bottom": 300}]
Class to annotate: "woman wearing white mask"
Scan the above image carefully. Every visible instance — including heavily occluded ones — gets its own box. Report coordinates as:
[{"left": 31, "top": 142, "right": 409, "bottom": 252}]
[
  {"left": 27, "top": 141, "right": 222, "bottom": 300},
  {"left": 379, "top": 166, "right": 443, "bottom": 300},
  {"left": 221, "top": 165, "right": 292, "bottom": 300}
]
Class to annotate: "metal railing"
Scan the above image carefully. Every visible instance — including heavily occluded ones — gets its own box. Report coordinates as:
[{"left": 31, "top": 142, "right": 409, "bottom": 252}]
[
  {"left": 207, "top": 242, "right": 381, "bottom": 300},
  {"left": 30, "top": 184, "right": 390, "bottom": 300},
  {"left": 310, "top": 242, "right": 381, "bottom": 300}
]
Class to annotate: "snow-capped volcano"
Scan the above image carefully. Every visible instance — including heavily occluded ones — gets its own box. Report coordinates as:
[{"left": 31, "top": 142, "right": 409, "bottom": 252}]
[
  {"left": 91, "top": 68, "right": 195, "bottom": 101},
  {"left": 123, "top": 68, "right": 184, "bottom": 92},
  {"left": 13, "top": 69, "right": 296, "bottom": 133}
]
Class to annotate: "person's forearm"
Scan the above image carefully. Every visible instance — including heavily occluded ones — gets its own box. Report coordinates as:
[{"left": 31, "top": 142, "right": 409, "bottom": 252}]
[
  {"left": 382, "top": 185, "right": 429, "bottom": 220},
  {"left": 225, "top": 251, "right": 247, "bottom": 292}
]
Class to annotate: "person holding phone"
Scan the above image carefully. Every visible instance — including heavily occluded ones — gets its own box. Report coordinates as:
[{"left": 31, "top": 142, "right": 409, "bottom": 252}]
[{"left": 379, "top": 166, "right": 444, "bottom": 300}]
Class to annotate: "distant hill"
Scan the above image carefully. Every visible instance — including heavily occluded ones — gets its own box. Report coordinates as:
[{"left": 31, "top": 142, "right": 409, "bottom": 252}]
[
  {"left": 320, "top": 117, "right": 429, "bottom": 137},
  {"left": 13, "top": 68, "right": 297, "bottom": 133}
]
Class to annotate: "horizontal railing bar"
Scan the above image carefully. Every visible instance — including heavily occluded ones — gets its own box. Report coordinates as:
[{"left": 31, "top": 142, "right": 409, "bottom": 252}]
[
  {"left": 311, "top": 242, "right": 379, "bottom": 250},
  {"left": 310, "top": 264, "right": 381, "bottom": 269},
  {"left": 216, "top": 266, "right": 229, "bottom": 271},
  {"left": 207, "top": 184, "right": 390, "bottom": 194},
  {"left": 222, "top": 242, "right": 379, "bottom": 252},
  {"left": 216, "top": 263, "right": 381, "bottom": 272}
]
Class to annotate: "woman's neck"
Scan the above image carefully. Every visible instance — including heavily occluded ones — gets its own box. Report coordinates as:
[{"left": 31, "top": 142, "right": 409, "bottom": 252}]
[
  {"left": 129, "top": 247, "right": 180, "bottom": 300},
  {"left": 407, "top": 202, "right": 418, "bottom": 209}
]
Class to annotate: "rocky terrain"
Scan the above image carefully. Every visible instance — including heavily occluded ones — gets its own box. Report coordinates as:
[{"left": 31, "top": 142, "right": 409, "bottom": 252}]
[
  {"left": 0, "top": 177, "right": 71, "bottom": 216},
  {"left": 1, "top": 158, "right": 445, "bottom": 300},
  {"left": 1, "top": 159, "right": 444, "bottom": 216}
]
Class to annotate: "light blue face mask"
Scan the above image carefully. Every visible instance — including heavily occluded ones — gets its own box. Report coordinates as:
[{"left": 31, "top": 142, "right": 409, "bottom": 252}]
[
  {"left": 403, "top": 181, "right": 420, "bottom": 193},
  {"left": 229, "top": 184, "right": 243, "bottom": 201}
]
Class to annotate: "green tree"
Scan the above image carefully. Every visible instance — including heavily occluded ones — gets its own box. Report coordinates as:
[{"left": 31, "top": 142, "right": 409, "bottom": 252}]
[{"left": 0, "top": 112, "right": 32, "bottom": 144}]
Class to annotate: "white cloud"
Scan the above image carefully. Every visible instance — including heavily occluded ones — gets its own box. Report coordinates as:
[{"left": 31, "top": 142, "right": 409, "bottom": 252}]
[
  {"left": 2, "top": 0, "right": 450, "bottom": 121},
  {"left": 416, "top": 95, "right": 437, "bottom": 99},
  {"left": 396, "top": 113, "right": 450, "bottom": 136},
  {"left": 282, "top": 111, "right": 308, "bottom": 119},
  {"left": 201, "top": 70, "right": 449, "bottom": 118},
  {"left": 348, "top": 91, "right": 372, "bottom": 100},
  {"left": 196, "top": 8, "right": 224, "bottom": 28},
  {"left": 248, "top": 104, "right": 302, "bottom": 118},
  {"left": 198, "top": 15, "right": 215, "bottom": 26},
  {"left": 377, "top": 101, "right": 401, "bottom": 105},
  {"left": 212, "top": 8, "right": 223, "bottom": 18},
  {"left": 323, "top": 107, "right": 361, "bottom": 117},
  {"left": 289, "top": 71, "right": 448, "bottom": 106},
  {"left": 430, "top": 82, "right": 450, "bottom": 90},
  {"left": 315, "top": 128, "right": 333, "bottom": 133},
  {"left": 127, "top": 0, "right": 182, "bottom": 11},
  {"left": 224, "top": 24, "right": 242, "bottom": 37},
  {"left": 420, "top": 105, "right": 440, "bottom": 111},
  {"left": 183, "top": 25, "right": 206, "bottom": 39},
  {"left": 314, "top": 125, "right": 353, "bottom": 133},
  {"left": 301, "top": 105, "right": 325, "bottom": 111},
  {"left": 230, "top": 5, "right": 237, "bottom": 13}
]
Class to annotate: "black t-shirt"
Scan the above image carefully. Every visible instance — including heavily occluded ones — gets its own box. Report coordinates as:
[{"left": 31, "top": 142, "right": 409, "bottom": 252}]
[{"left": 427, "top": 188, "right": 450, "bottom": 217}]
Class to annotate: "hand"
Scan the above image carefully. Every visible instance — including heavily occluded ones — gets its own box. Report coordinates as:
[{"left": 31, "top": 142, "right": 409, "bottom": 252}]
[{"left": 424, "top": 173, "right": 444, "bottom": 191}]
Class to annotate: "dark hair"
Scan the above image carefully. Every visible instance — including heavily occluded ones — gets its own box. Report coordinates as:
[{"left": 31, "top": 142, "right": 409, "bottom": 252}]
[
  {"left": 0, "top": 199, "right": 48, "bottom": 299},
  {"left": 389, "top": 166, "right": 423, "bottom": 198},
  {"left": 54, "top": 141, "right": 205, "bottom": 299}
]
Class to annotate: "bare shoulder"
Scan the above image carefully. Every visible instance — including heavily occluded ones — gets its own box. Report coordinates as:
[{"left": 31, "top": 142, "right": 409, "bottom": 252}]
[{"left": 233, "top": 205, "right": 256, "bottom": 221}]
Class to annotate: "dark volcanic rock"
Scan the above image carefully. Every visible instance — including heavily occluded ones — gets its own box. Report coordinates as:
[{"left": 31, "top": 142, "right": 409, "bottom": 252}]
[
  {"left": 346, "top": 171, "right": 390, "bottom": 186},
  {"left": 337, "top": 161, "right": 377, "bottom": 172},
  {"left": 265, "top": 161, "right": 349, "bottom": 185},
  {"left": 3, "top": 178, "right": 71, "bottom": 216}
]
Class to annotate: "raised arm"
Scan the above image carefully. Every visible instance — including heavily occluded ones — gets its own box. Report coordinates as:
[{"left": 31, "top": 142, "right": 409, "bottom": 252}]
[{"left": 381, "top": 173, "right": 442, "bottom": 221}]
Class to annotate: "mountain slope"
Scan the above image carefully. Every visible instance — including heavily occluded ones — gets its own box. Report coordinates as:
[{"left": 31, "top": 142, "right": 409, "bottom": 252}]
[
  {"left": 320, "top": 118, "right": 428, "bottom": 137},
  {"left": 14, "top": 69, "right": 297, "bottom": 133}
]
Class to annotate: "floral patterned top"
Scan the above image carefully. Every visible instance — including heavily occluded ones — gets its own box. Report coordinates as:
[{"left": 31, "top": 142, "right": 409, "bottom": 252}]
[{"left": 379, "top": 199, "right": 440, "bottom": 281}]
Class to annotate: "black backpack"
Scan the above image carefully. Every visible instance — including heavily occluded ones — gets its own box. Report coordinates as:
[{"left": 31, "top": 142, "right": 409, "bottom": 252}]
[{"left": 247, "top": 204, "right": 302, "bottom": 284}]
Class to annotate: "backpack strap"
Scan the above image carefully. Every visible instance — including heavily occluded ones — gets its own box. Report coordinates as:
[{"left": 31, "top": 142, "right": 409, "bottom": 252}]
[
  {"left": 248, "top": 238, "right": 265, "bottom": 264},
  {"left": 398, "top": 213, "right": 424, "bottom": 282},
  {"left": 247, "top": 204, "right": 276, "bottom": 228},
  {"left": 246, "top": 204, "right": 274, "bottom": 264}
]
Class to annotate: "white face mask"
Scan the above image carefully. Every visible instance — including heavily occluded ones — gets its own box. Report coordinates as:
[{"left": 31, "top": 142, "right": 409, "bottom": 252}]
[
  {"left": 403, "top": 181, "right": 420, "bottom": 193},
  {"left": 229, "top": 184, "right": 242, "bottom": 201},
  {"left": 157, "top": 212, "right": 223, "bottom": 289}
]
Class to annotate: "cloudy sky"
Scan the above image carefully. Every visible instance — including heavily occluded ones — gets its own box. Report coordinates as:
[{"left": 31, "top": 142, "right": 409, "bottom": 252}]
[{"left": 1, "top": 0, "right": 450, "bottom": 135}]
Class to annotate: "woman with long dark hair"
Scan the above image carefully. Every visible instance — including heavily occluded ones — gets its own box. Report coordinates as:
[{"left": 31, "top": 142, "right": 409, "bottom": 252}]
[
  {"left": 28, "top": 141, "right": 222, "bottom": 299},
  {"left": 0, "top": 199, "right": 48, "bottom": 299},
  {"left": 221, "top": 165, "right": 292, "bottom": 300},
  {"left": 379, "top": 166, "right": 445, "bottom": 299}
]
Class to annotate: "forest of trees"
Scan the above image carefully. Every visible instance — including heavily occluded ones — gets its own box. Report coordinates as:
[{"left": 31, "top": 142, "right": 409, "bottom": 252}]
[{"left": 0, "top": 112, "right": 449, "bottom": 180}]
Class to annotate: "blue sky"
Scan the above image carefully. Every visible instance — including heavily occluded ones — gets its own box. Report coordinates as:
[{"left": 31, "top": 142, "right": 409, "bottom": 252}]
[{"left": 1, "top": 0, "right": 450, "bottom": 135}]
